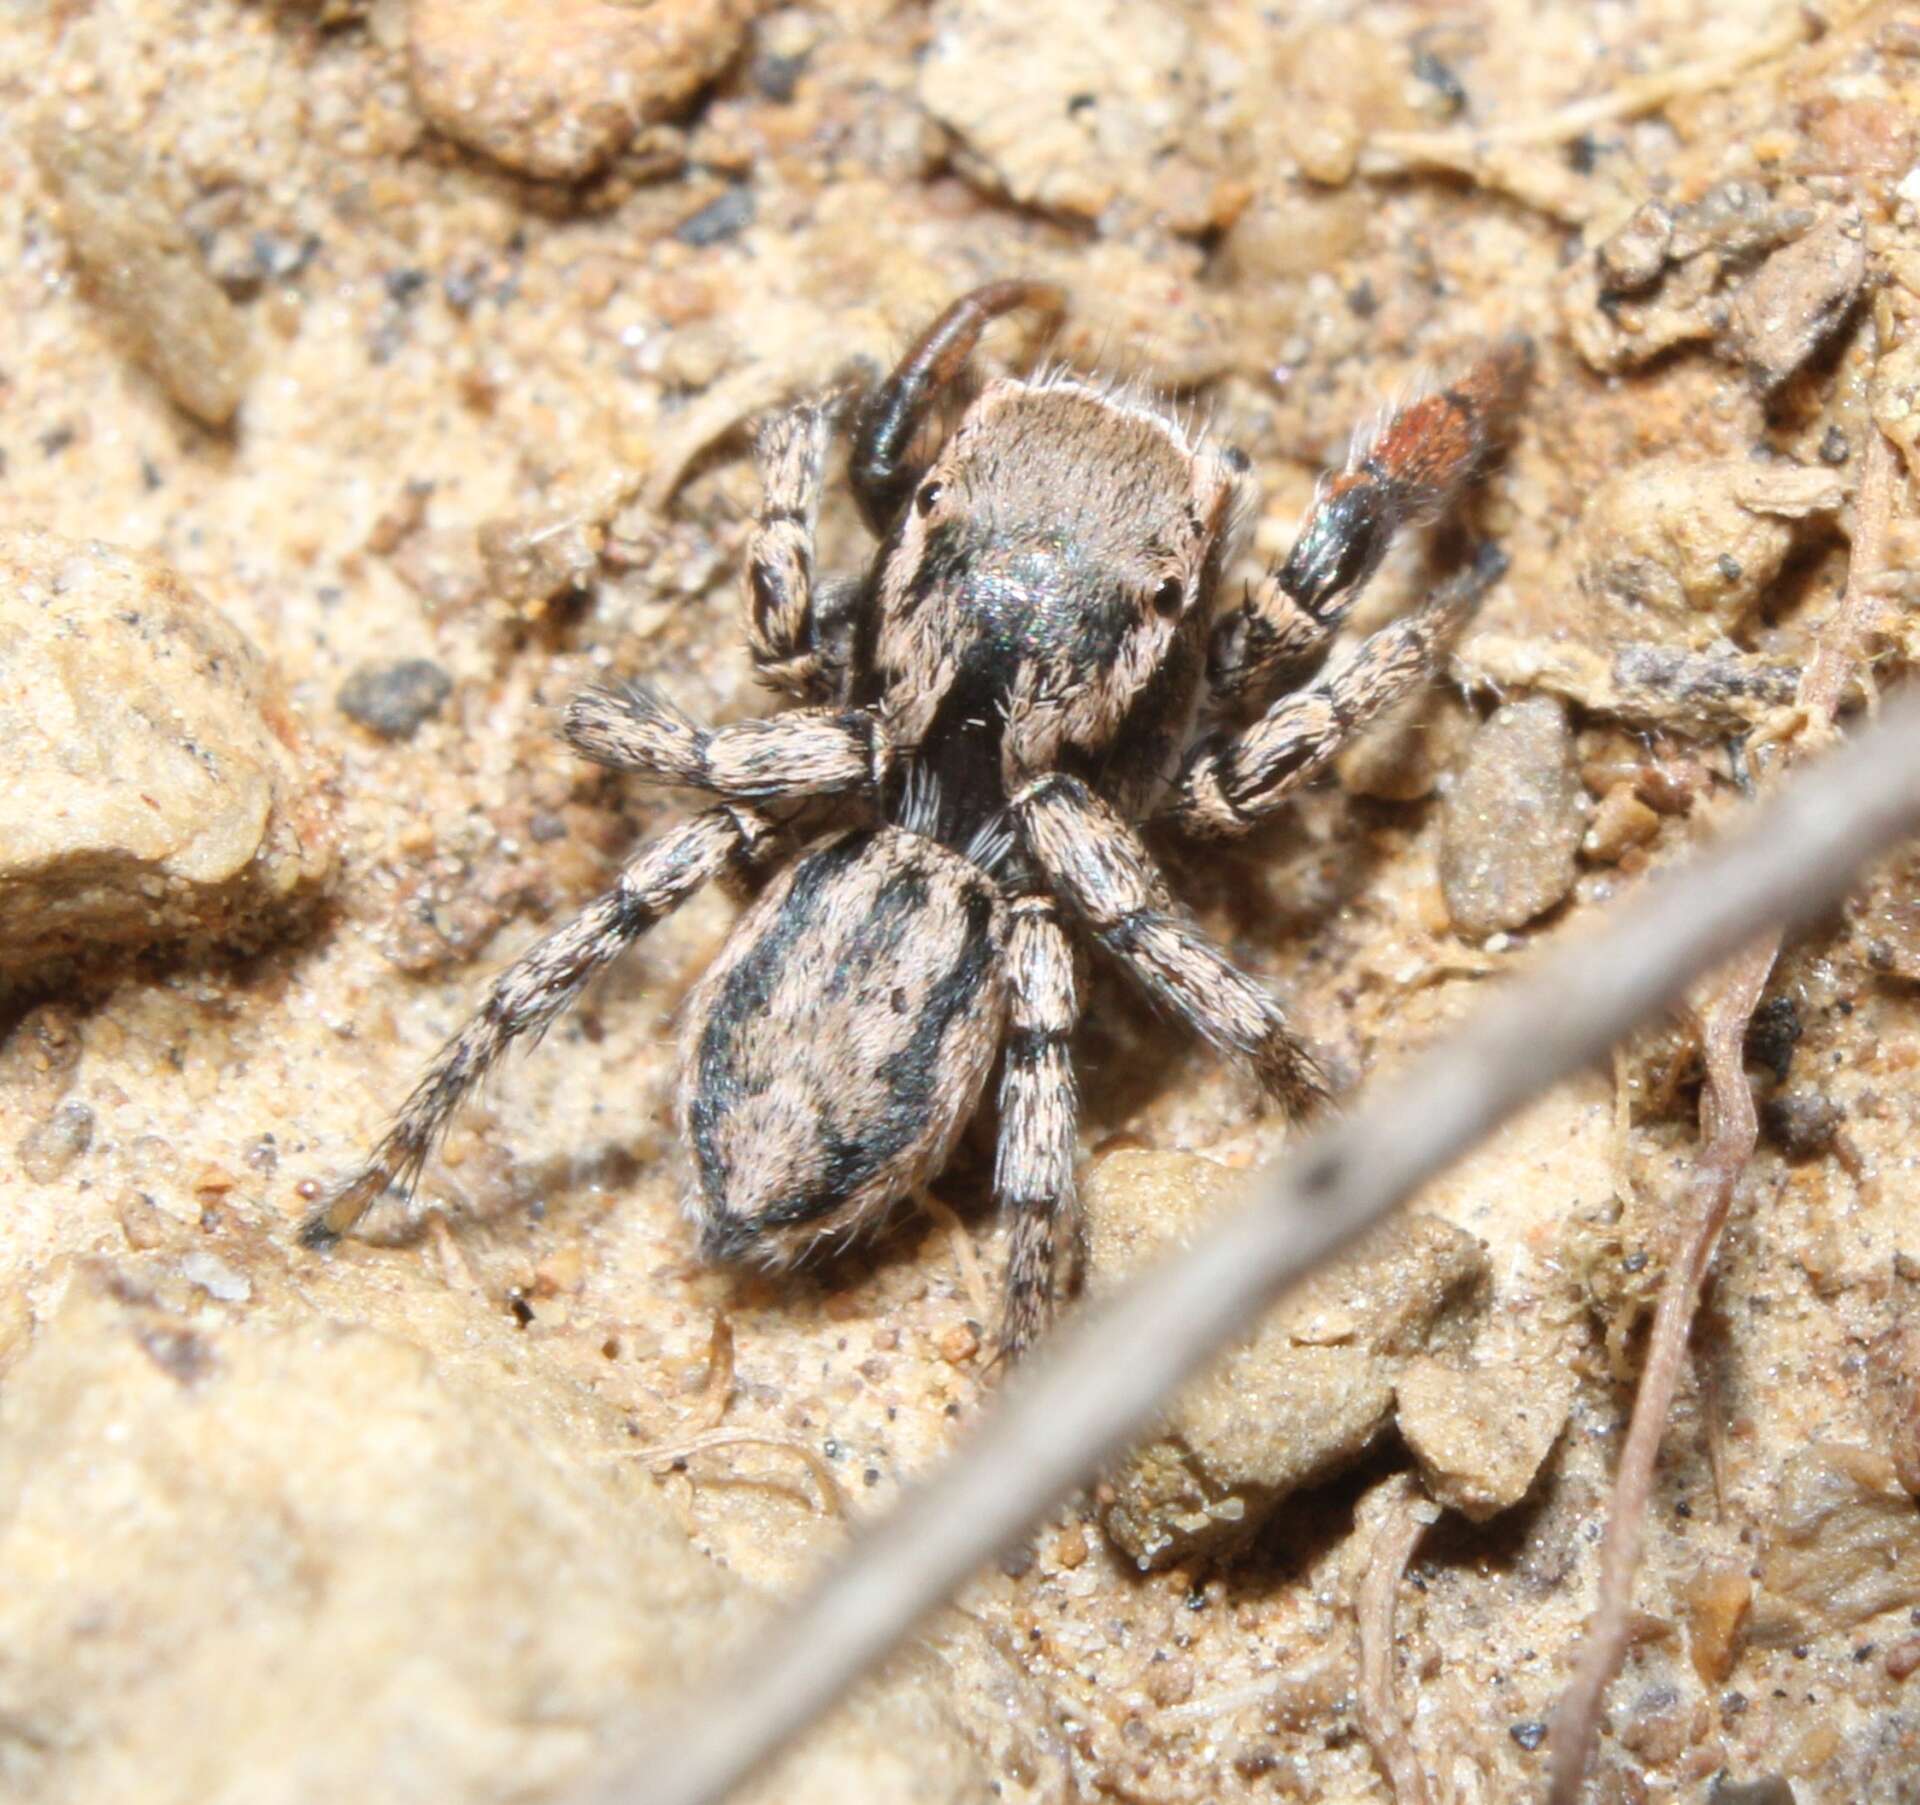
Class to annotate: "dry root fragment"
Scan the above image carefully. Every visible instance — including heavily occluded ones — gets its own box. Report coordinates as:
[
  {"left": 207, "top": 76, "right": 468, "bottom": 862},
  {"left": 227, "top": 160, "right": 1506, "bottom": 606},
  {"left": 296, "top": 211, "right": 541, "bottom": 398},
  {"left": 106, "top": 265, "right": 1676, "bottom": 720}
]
[
  {"left": 920, "top": 1193, "right": 992, "bottom": 1323},
  {"left": 1353, "top": 1473, "right": 1439, "bottom": 1805},
  {"left": 620, "top": 1428, "right": 850, "bottom": 1521},
  {"left": 1548, "top": 424, "right": 1906, "bottom": 1805},
  {"left": 1871, "top": 1255, "right": 1920, "bottom": 1498},
  {"left": 686, "top": 1315, "right": 737, "bottom": 1435},
  {"left": 1547, "top": 940, "right": 1769, "bottom": 1805}
]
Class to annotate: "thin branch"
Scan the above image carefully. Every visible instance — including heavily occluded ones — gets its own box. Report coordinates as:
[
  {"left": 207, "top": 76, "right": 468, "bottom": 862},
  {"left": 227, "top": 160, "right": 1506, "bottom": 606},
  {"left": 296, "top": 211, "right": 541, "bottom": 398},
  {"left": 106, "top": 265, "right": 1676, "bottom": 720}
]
[
  {"left": 1355, "top": 1474, "right": 1440, "bottom": 1805},
  {"left": 572, "top": 692, "right": 1920, "bottom": 1805},
  {"left": 1547, "top": 424, "right": 1903, "bottom": 1801}
]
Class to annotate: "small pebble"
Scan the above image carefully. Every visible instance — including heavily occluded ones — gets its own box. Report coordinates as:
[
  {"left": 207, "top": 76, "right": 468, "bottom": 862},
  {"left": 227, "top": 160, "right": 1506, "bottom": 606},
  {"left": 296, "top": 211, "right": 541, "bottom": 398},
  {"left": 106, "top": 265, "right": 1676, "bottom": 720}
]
[
  {"left": 1707, "top": 1778, "right": 1797, "bottom": 1805},
  {"left": 337, "top": 658, "right": 453, "bottom": 740},
  {"left": 1583, "top": 785, "right": 1661, "bottom": 863},
  {"left": 407, "top": 0, "right": 756, "bottom": 182},
  {"left": 1575, "top": 457, "right": 1842, "bottom": 631},
  {"left": 1395, "top": 1355, "right": 1572, "bottom": 1520},
  {"left": 1759, "top": 1445, "right": 1920, "bottom": 1638},
  {"left": 1762, "top": 1089, "right": 1842, "bottom": 1161},
  {"left": 752, "top": 50, "right": 806, "bottom": 101},
  {"left": 478, "top": 510, "right": 603, "bottom": 612},
  {"left": 1683, "top": 1560, "right": 1753, "bottom": 1686},
  {"left": 1723, "top": 209, "right": 1868, "bottom": 393},
  {"left": 1745, "top": 996, "right": 1802, "bottom": 1084},
  {"left": 0, "top": 1003, "right": 84, "bottom": 1094},
  {"left": 1440, "top": 697, "right": 1585, "bottom": 937},
  {"left": 1597, "top": 198, "right": 1675, "bottom": 294},
  {"left": 1885, "top": 1636, "right": 1920, "bottom": 1680},
  {"left": 1582, "top": 787, "right": 1658, "bottom": 864},
  {"left": 937, "top": 1322, "right": 980, "bottom": 1364},
  {"left": 180, "top": 1250, "right": 253, "bottom": 1305},
  {"left": 18, "top": 1101, "right": 96, "bottom": 1182},
  {"left": 1088, "top": 1151, "right": 1489, "bottom": 1569},
  {"left": 675, "top": 186, "right": 755, "bottom": 247},
  {"left": 919, "top": 0, "right": 1217, "bottom": 227},
  {"left": 114, "top": 1190, "right": 171, "bottom": 1251}
]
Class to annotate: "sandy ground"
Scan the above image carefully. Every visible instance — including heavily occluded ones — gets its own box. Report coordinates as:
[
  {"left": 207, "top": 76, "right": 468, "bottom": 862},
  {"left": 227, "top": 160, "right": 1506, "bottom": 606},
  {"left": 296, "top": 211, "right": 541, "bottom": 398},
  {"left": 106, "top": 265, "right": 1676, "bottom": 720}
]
[{"left": 5, "top": 1, "right": 1920, "bottom": 1801}]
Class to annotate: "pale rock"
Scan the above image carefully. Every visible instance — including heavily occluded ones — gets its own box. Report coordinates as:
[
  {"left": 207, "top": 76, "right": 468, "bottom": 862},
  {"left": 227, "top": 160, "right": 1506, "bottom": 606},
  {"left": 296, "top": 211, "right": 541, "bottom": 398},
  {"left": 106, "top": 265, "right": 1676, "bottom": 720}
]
[
  {"left": 1440, "top": 696, "right": 1585, "bottom": 937},
  {"left": 1085, "top": 1150, "right": 1488, "bottom": 1569},
  {"left": 920, "top": 0, "right": 1230, "bottom": 230},
  {"left": 1575, "top": 456, "right": 1845, "bottom": 638},
  {"left": 0, "top": 531, "right": 333, "bottom": 974},
  {"left": 408, "top": 0, "right": 756, "bottom": 182},
  {"left": 1395, "top": 1355, "right": 1572, "bottom": 1521},
  {"left": 31, "top": 120, "right": 252, "bottom": 427},
  {"left": 0, "top": 1253, "right": 983, "bottom": 1804}
]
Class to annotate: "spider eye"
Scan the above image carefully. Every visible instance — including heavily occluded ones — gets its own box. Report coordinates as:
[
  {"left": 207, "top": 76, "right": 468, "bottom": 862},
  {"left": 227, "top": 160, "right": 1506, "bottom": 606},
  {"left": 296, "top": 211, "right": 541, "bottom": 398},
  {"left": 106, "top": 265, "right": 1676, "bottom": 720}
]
[
  {"left": 916, "top": 481, "right": 943, "bottom": 516},
  {"left": 1152, "top": 576, "right": 1184, "bottom": 617}
]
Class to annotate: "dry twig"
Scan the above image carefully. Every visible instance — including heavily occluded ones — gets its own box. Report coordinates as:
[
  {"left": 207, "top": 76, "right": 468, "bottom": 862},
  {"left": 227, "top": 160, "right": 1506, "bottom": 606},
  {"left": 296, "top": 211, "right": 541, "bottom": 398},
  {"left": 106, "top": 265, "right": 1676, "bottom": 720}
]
[
  {"left": 1547, "top": 425, "right": 1903, "bottom": 1801},
  {"left": 1354, "top": 1474, "right": 1440, "bottom": 1805},
  {"left": 570, "top": 687, "right": 1920, "bottom": 1805}
]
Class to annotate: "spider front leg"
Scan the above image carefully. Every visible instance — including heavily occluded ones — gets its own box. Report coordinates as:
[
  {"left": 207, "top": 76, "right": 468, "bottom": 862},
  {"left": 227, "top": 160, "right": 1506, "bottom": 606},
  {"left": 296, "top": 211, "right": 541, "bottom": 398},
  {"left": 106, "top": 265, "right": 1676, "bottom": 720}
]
[
  {"left": 745, "top": 400, "right": 852, "bottom": 703},
  {"left": 850, "top": 279, "right": 1066, "bottom": 534},
  {"left": 565, "top": 685, "right": 891, "bottom": 803},
  {"left": 301, "top": 803, "right": 779, "bottom": 1248},
  {"left": 1209, "top": 336, "right": 1531, "bottom": 707},
  {"left": 994, "top": 895, "right": 1082, "bottom": 1360},
  {"left": 1013, "top": 775, "right": 1329, "bottom": 1119},
  {"left": 1169, "top": 544, "right": 1505, "bottom": 838}
]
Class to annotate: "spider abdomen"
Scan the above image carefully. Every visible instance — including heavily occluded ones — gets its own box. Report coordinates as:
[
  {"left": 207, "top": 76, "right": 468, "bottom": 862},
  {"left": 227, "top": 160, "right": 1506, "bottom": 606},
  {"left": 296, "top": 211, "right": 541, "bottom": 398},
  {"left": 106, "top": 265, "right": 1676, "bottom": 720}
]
[{"left": 681, "top": 826, "right": 1007, "bottom": 1266}]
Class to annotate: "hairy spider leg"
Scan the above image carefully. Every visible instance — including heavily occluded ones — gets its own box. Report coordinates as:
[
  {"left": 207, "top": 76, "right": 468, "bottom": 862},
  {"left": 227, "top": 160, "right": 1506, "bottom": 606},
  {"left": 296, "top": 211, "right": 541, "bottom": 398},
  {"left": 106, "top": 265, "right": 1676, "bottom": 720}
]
[
  {"left": 850, "top": 279, "right": 1066, "bottom": 534},
  {"left": 1013, "top": 773, "right": 1330, "bottom": 1117},
  {"left": 993, "top": 895, "right": 1083, "bottom": 1359},
  {"left": 301, "top": 804, "right": 779, "bottom": 1247},
  {"left": 1170, "top": 543, "right": 1507, "bottom": 837},
  {"left": 1208, "top": 335, "right": 1532, "bottom": 707},
  {"left": 744, "top": 398, "right": 846, "bottom": 702},
  {"left": 565, "top": 684, "right": 892, "bottom": 802}
]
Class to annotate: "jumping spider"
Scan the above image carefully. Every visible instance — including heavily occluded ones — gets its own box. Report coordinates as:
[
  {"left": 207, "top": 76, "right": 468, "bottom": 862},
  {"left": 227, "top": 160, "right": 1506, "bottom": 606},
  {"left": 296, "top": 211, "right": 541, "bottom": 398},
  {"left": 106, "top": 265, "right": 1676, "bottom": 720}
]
[{"left": 305, "top": 281, "right": 1529, "bottom": 1356}]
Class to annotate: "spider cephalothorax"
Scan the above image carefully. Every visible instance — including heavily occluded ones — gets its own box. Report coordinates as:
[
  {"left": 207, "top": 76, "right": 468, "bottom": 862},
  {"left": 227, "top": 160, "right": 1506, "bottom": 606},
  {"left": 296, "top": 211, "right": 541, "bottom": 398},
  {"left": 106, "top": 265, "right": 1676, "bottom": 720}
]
[{"left": 305, "top": 282, "right": 1528, "bottom": 1355}]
